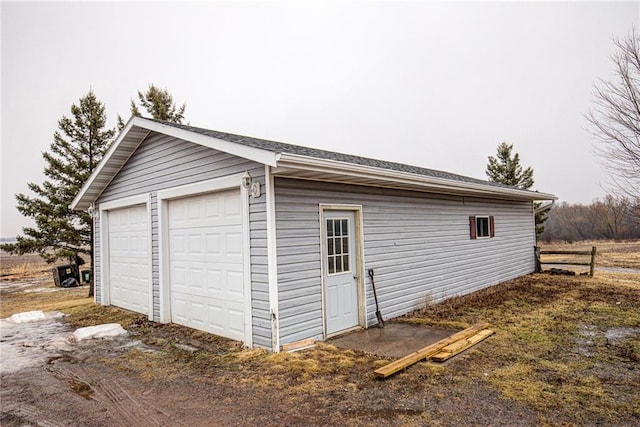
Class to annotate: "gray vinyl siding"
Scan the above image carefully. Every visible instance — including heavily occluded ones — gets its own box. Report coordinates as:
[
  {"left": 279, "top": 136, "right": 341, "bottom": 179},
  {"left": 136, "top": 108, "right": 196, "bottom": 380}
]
[
  {"left": 94, "top": 132, "right": 271, "bottom": 348},
  {"left": 274, "top": 178, "right": 536, "bottom": 344}
]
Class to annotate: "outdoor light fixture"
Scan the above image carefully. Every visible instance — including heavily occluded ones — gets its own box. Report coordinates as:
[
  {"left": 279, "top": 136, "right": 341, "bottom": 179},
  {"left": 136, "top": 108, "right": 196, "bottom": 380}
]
[
  {"left": 241, "top": 171, "right": 261, "bottom": 198},
  {"left": 87, "top": 204, "right": 98, "bottom": 220}
]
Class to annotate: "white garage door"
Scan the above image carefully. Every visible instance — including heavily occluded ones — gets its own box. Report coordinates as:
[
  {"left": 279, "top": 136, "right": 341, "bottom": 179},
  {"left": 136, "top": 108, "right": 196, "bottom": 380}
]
[
  {"left": 168, "top": 189, "right": 246, "bottom": 342},
  {"left": 108, "top": 204, "right": 150, "bottom": 315}
]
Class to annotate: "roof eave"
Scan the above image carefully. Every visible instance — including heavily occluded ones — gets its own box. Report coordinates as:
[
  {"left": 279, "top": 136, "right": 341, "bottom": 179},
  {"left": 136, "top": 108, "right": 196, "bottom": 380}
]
[
  {"left": 71, "top": 117, "right": 279, "bottom": 210},
  {"left": 71, "top": 118, "right": 148, "bottom": 211},
  {"left": 273, "top": 153, "right": 557, "bottom": 202}
]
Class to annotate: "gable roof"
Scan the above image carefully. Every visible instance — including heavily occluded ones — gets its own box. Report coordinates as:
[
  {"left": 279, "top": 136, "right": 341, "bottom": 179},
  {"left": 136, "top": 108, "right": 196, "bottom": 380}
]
[{"left": 71, "top": 116, "right": 556, "bottom": 210}]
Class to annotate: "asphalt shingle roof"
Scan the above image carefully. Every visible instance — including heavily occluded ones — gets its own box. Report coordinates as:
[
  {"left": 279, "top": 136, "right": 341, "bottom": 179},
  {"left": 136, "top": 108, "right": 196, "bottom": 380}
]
[{"left": 149, "top": 118, "right": 516, "bottom": 190}]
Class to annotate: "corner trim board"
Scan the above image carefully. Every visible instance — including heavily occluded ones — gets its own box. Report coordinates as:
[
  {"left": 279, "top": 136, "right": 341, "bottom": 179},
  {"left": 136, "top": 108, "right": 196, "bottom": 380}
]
[{"left": 265, "top": 165, "right": 280, "bottom": 352}]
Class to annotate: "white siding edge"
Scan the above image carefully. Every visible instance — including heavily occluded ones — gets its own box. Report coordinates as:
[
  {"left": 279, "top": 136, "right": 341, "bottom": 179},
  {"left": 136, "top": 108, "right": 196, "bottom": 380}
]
[{"left": 265, "top": 165, "right": 280, "bottom": 352}]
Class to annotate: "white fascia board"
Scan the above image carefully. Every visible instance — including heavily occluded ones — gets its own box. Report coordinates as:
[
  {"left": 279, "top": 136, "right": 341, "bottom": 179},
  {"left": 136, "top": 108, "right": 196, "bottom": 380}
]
[
  {"left": 135, "top": 118, "right": 279, "bottom": 167},
  {"left": 70, "top": 118, "right": 143, "bottom": 211},
  {"left": 71, "top": 116, "right": 279, "bottom": 211},
  {"left": 276, "top": 153, "right": 557, "bottom": 201}
]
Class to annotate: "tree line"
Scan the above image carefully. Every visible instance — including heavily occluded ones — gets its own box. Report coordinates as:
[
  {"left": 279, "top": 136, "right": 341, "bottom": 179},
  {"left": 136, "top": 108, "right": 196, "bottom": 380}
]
[{"left": 540, "top": 196, "right": 640, "bottom": 242}]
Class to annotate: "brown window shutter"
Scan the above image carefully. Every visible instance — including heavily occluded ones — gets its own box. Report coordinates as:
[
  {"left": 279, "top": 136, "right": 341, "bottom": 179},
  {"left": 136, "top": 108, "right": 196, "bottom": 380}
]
[
  {"left": 489, "top": 216, "right": 495, "bottom": 238},
  {"left": 469, "top": 216, "right": 477, "bottom": 239}
]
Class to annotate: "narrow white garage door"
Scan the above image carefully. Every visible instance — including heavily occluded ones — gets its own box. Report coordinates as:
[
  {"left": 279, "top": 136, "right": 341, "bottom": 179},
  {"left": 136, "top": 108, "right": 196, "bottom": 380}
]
[
  {"left": 168, "top": 189, "right": 246, "bottom": 342},
  {"left": 108, "top": 204, "right": 149, "bottom": 315}
]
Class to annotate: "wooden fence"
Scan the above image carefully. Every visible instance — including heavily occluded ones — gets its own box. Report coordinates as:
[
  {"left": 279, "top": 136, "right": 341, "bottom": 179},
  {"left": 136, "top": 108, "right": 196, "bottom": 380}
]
[{"left": 535, "top": 246, "right": 597, "bottom": 277}]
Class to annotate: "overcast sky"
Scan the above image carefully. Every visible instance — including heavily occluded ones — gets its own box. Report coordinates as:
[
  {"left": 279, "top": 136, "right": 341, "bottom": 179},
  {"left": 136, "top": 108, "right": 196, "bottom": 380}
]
[{"left": 1, "top": 1, "right": 638, "bottom": 238}]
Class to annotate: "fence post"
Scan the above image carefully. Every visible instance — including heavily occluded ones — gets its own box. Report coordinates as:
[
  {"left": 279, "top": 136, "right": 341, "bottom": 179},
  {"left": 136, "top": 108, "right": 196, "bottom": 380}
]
[
  {"left": 589, "top": 246, "right": 597, "bottom": 277},
  {"left": 534, "top": 246, "right": 541, "bottom": 273}
]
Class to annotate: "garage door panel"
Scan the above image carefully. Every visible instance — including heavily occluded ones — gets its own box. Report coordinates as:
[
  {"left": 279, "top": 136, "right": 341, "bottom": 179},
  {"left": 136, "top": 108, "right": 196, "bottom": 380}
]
[
  {"left": 169, "top": 229, "right": 243, "bottom": 259},
  {"left": 169, "top": 194, "right": 241, "bottom": 229},
  {"left": 171, "top": 292, "right": 245, "bottom": 342},
  {"left": 108, "top": 204, "right": 149, "bottom": 316},
  {"left": 171, "top": 264, "right": 243, "bottom": 297},
  {"left": 168, "top": 189, "right": 246, "bottom": 342}
]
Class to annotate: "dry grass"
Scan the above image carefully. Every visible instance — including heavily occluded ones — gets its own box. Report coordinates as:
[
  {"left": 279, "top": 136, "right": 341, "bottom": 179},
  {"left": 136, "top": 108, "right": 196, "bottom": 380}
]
[
  {"left": 0, "top": 285, "right": 92, "bottom": 318},
  {"left": 404, "top": 271, "right": 640, "bottom": 425},
  {"left": 0, "top": 253, "right": 50, "bottom": 276},
  {"left": 2, "top": 244, "right": 639, "bottom": 425}
]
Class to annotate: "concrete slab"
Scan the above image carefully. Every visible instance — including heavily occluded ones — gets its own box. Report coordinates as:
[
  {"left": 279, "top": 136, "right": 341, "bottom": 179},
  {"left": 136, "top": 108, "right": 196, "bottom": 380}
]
[{"left": 328, "top": 323, "right": 459, "bottom": 359}]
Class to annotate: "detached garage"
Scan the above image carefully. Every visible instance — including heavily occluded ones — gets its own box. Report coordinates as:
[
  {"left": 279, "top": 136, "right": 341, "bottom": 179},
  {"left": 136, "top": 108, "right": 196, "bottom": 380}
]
[{"left": 72, "top": 117, "right": 555, "bottom": 352}]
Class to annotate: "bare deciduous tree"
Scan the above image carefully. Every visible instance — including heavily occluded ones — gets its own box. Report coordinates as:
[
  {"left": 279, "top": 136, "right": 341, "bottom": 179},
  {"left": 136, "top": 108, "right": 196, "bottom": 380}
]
[
  {"left": 587, "top": 29, "right": 640, "bottom": 198},
  {"left": 541, "top": 196, "right": 640, "bottom": 242}
]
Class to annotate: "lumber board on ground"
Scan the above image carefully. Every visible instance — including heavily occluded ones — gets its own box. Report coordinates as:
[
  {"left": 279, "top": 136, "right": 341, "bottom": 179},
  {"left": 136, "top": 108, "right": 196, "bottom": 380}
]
[
  {"left": 281, "top": 338, "right": 315, "bottom": 352},
  {"left": 430, "top": 329, "right": 494, "bottom": 362},
  {"left": 374, "top": 322, "right": 490, "bottom": 379}
]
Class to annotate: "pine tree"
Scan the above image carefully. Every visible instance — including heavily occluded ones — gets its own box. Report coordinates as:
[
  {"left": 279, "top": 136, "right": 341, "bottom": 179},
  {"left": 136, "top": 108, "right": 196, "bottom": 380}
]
[
  {"left": 486, "top": 142, "right": 547, "bottom": 237},
  {"left": 486, "top": 142, "right": 534, "bottom": 189},
  {"left": 1, "top": 91, "right": 115, "bottom": 295},
  {"left": 117, "top": 84, "right": 186, "bottom": 129}
]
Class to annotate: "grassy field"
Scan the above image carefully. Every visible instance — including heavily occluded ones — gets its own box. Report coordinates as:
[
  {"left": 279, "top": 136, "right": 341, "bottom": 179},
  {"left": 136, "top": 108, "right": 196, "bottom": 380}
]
[
  {"left": 1, "top": 242, "right": 639, "bottom": 425},
  {"left": 539, "top": 240, "right": 640, "bottom": 269}
]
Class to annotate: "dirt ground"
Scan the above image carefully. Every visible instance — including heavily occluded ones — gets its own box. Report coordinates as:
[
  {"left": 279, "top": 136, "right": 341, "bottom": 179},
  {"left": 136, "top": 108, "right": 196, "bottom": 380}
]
[{"left": 1, "top": 243, "right": 639, "bottom": 426}]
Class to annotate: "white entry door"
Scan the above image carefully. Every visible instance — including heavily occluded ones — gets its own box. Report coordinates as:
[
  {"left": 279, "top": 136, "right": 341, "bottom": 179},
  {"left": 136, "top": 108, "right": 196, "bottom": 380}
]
[
  {"left": 323, "top": 210, "right": 359, "bottom": 335},
  {"left": 167, "top": 189, "right": 246, "bottom": 342},
  {"left": 108, "top": 204, "right": 150, "bottom": 315}
]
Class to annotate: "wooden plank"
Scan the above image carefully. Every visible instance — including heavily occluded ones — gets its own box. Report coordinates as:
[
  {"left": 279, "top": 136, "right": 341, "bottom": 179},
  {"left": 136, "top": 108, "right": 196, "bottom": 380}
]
[
  {"left": 374, "top": 322, "right": 489, "bottom": 379},
  {"left": 431, "top": 329, "right": 494, "bottom": 362},
  {"left": 281, "top": 338, "right": 315, "bottom": 352},
  {"left": 541, "top": 261, "right": 592, "bottom": 266},
  {"left": 539, "top": 250, "right": 592, "bottom": 255}
]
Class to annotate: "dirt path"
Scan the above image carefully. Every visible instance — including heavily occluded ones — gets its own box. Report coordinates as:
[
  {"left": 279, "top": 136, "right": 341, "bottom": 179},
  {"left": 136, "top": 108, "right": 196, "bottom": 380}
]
[
  {"left": 0, "top": 313, "right": 538, "bottom": 427},
  {"left": 0, "top": 319, "right": 234, "bottom": 426}
]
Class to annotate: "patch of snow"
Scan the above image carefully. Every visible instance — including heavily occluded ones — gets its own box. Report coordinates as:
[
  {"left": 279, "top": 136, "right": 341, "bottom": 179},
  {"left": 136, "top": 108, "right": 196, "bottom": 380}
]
[
  {"left": 0, "top": 313, "right": 73, "bottom": 374},
  {"left": 7, "top": 310, "right": 47, "bottom": 323},
  {"left": 72, "top": 323, "right": 127, "bottom": 341},
  {"left": 604, "top": 327, "right": 639, "bottom": 344},
  {"left": 23, "top": 287, "right": 63, "bottom": 293},
  {"left": 175, "top": 343, "right": 199, "bottom": 353},
  {"left": 5, "top": 310, "right": 66, "bottom": 324},
  {"left": 1, "top": 313, "right": 136, "bottom": 375}
]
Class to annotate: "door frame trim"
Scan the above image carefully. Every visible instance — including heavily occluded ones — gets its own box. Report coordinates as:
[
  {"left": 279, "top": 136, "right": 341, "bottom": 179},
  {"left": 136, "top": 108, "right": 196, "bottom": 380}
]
[
  {"left": 318, "top": 204, "right": 366, "bottom": 339},
  {"left": 99, "top": 194, "right": 153, "bottom": 320},
  {"left": 156, "top": 173, "right": 253, "bottom": 347}
]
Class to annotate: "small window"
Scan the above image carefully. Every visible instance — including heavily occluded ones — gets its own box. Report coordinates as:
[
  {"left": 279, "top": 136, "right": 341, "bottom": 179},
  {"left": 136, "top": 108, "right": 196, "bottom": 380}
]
[
  {"left": 326, "top": 218, "right": 351, "bottom": 275},
  {"left": 476, "top": 216, "right": 490, "bottom": 238},
  {"left": 469, "top": 215, "right": 495, "bottom": 239}
]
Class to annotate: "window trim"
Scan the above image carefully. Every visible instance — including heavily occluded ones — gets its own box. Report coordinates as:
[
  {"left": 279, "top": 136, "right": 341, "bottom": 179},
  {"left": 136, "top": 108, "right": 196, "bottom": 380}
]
[
  {"left": 326, "top": 217, "right": 352, "bottom": 276},
  {"left": 475, "top": 216, "right": 490, "bottom": 239},
  {"left": 469, "top": 215, "right": 495, "bottom": 240}
]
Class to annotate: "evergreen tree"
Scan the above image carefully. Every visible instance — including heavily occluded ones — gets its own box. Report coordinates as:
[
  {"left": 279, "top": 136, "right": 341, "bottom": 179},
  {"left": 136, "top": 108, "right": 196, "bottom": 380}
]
[
  {"left": 486, "top": 142, "right": 547, "bottom": 237},
  {"left": 117, "top": 84, "right": 186, "bottom": 129},
  {"left": 486, "top": 142, "right": 534, "bottom": 188},
  {"left": 1, "top": 91, "right": 115, "bottom": 295}
]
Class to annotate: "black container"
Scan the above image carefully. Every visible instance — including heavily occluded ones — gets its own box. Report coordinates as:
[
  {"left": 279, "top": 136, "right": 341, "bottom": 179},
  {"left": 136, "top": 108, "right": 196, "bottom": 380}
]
[{"left": 52, "top": 264, "right": 79, "bottom": 287}]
